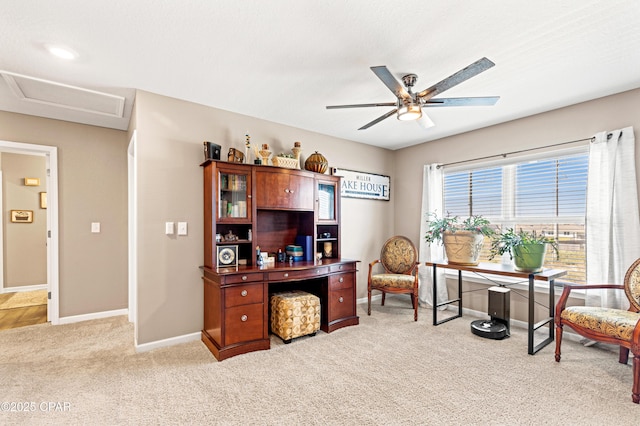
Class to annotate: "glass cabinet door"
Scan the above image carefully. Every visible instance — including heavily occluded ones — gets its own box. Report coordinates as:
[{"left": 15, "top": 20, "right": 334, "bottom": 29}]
[
  {"left": 218, "top": 171, "right": 249, "bottom": 220},
  {"left": 318, "top": 182, "right": 336, "bottom": 222}
]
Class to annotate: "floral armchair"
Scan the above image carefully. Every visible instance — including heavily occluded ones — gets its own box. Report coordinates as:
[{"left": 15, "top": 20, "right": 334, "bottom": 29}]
[
  {"left": 367, "top": 236, "right": 419, "bottom": 321},
  {"left": 554, "top": 258, "right": 640, "bottom": 403}
]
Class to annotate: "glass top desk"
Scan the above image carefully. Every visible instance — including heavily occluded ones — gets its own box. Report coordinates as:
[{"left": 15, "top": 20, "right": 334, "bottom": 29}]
[{"left": 424, "top": 261, "right": 567, "bottom": 355}]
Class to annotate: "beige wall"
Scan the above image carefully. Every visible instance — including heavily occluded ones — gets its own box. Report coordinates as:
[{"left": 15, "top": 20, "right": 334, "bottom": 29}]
[
  {"left": 2, "top": 86, "right": 637, "bottom": 343},
  {"left": 0, "top": 111, "right": 128, "bottom": 316},
  {"left": 2, "top": 153, "right": 47, "bottom": 287},
  {"left": 132, "top": 90, "right": 393, "bottom": 344},
  {"left": 394, "top": 87, "right": 640, "bottom": 321}
]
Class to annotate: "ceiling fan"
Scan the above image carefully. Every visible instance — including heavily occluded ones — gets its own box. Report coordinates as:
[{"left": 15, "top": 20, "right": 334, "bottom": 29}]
[{"left": 326, "top": 57, "right": 499, "bottom": 130}]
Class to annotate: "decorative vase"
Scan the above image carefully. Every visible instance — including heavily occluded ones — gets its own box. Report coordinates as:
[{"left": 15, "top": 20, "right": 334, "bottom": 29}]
[
  {"left": 259, "top": 143, "right": 271, "bottom": 165},
  {"left": 304, "top": 151, "right": 328, "bottom": 174},
  {"left": 323, "top": 242, "right": 333, "bottom": 258},
  {"left": 513, "top": 243, "right": 547, "bottom": 272},
  {"left": 442, "top": 231, "right": 485, "bottom": 265},
  {"left": 291, "top": 141, "right": 302, "bottom": 169}
]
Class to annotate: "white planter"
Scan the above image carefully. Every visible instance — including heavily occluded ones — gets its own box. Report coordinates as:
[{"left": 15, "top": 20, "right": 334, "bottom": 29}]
[{"left": 443, "top": 231, "right": 485, "bottom": 265}]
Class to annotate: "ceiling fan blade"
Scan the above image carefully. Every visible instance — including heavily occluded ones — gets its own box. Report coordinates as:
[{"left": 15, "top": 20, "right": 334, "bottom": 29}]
[
  {"left": 358, "top": 109, "right": 397, "bottom": 130},
  {"left": 422, "top": 96, "right": 500, "bottom": 107},
  {"left": 370, "top": 66, "right": 411, "bottom": 100},
  {"left": 416, "top": 113, "right": 435, "bottom": 129},
  {"left": 326, "top": 102, "right": 397, "bottom": 109},
  {"left": 416, "top": 57, "right": 496, "bottom": 100}
]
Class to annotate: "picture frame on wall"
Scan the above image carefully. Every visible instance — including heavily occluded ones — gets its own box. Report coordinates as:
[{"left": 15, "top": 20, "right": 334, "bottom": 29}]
[
  {"left": 40, "top": 192, "right": 47, "bottom": 209},
  {"left": 10, "top": 210, "right": 33, "bottom": 223}
]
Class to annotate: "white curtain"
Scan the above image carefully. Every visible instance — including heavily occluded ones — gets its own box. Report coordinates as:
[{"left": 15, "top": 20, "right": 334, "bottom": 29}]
[
  {"left": 418, "top": 164, "right": 448, "bottom": 308},
  {"left": 586, "top": 126, "right": 640, "bottom": 308}
]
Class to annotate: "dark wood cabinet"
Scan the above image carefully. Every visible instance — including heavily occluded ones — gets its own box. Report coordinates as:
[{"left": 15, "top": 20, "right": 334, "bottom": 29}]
[
  {"left": 200, "top": 160, "right": 358, "bottom": 361},
  {"left": 203, "top": 161, "right": 253, "bottom": 270},
  {"left": 254, "top": 168, "right": 314, "bottom": 210}
]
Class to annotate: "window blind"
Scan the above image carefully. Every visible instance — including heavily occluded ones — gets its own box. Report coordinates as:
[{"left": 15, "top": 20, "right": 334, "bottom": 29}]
[{"left": 443, "top": 151, "right": 588, "bottom": 283}]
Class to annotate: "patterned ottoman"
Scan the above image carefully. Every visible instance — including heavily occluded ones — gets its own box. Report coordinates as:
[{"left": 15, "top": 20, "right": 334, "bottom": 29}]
[{"left": 270, "top": 290, "right": 320, "bottom": 343}]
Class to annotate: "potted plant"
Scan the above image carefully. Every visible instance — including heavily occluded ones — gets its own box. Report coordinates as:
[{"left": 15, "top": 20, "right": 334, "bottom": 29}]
[
  {"left": 489, "top": 228, "right": 559, "bottom": 272},
  {"left": 425, "top": 213, "right": 494, "bottom": 265}
]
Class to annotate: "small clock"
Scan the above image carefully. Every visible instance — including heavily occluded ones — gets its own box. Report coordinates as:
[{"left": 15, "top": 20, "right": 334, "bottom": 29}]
[{"left": 217, "top": 245, "right": 238, "bottom": 268}]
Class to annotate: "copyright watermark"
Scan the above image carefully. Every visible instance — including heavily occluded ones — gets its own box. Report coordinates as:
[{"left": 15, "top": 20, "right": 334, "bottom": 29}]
[{"left": 1, "top": 402, "right": 71, "bottom": 412}]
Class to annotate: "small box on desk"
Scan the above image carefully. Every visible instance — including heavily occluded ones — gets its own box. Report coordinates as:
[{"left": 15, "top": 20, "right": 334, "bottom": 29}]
[{"left": 286, "top": 245, "right": 304, "bottom": 261}]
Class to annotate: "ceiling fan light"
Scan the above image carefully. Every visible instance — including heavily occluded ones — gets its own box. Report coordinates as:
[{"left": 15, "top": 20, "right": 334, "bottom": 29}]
[{"left": 397, "top": 104, "right": 422, "bottom": 121}]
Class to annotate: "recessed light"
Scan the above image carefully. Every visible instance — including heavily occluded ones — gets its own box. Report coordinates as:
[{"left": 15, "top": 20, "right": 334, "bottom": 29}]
[{"left": 46, "top": 45, "right": 78, "bottom": 60}]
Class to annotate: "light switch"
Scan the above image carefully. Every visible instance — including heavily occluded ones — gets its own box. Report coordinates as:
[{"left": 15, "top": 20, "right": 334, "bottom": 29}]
[
  {"left": 91, "top": 222, "right": 101, "bottom": 233},
  {"left": 165, "top": 222, "right": 174, "bottom": 235},
  {"left": 177, "top": 222, "right": 188, "bottom": 236}
]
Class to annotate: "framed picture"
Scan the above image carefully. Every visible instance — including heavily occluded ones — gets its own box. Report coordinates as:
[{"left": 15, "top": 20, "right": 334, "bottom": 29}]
[
  {"left": 40, "top": 192, "right": 47, "bottom": 209},
  {"left": 216, "top": 245, "right": 238, "bottom": 268},
  {"left": 10, "top": 210, "right": 33, "bottom": 223},
  {"left": 24, "top": 177, "right": 40, "bottom": 186}
]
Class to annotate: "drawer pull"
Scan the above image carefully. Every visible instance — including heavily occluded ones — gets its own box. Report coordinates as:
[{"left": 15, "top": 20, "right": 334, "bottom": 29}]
[
  {"left": 284, "top": 273, "right": 289, "bottom": 278},
  {"left": 284, "top": 188, "right": 290, "bottom": 193},
  {"left": 242, "top": 276, "right": 248, "bottom": 281},
  {"left": 241, "top": 315, "right": 248, "bottom": 322},
  {"left": 241, "top": 290, "right": 248, "bottom": 297},
  {"left": 339, "top": 296, "right": 344, "bottom": 303},
  {"left": 339, "top": 277, "right": 344, "bottom": 283}
]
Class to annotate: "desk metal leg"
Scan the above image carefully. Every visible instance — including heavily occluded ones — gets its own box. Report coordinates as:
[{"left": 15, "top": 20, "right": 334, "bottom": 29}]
[
  {"left": 432, "top": 266, "right": 463, "bottom": 326},
  {"left": 528, "top": 275, "right": 555, "bottom": 355}
]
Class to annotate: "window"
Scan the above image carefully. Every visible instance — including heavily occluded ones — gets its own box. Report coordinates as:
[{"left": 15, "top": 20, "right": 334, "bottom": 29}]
[{"left": 443, "top": 149, "right": 588, "bottom": 283}]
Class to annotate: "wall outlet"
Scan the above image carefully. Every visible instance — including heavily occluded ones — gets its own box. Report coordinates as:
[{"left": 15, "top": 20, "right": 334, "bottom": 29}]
[{"left": 91, "top": 222, "right": 100, "bottom": 233}]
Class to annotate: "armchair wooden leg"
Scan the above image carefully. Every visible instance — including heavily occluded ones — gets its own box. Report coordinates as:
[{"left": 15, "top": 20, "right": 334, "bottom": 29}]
[
  {"left": 620, "top": 346, "right": 630, "bottom": 364},
  {"left": 412, "top": 295, "right": 418, "bottom": 322},
  {"left": 381, "top": 292, "right": 386, "bottom": 306},
  {"left": 555, "top": 324, "right": 563, "bottom": 362},
  {"left": 367, "top": 288, "right": 372, "bottom": 316},
  {"left": 632, "top": 352, "right": 640, "bottom": 404}
]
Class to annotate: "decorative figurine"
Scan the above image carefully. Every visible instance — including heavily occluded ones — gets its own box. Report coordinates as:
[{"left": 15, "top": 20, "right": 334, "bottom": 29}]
[
  {"left": 245, "top": 133, "right": 251, "bottom": 164},
  {"left": 256, "top": 246, "right": 264, "bottom": 267}
]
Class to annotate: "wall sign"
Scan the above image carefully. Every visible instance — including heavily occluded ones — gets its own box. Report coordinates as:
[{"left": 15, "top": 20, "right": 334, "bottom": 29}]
[{"left": 331, "top": 168, "right": 390, "bottom": 201}]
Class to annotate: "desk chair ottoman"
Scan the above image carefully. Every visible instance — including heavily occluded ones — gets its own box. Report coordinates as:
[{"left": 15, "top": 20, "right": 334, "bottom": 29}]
[{"left": 270, "top": 291, "right": 320, "bottom": 343}]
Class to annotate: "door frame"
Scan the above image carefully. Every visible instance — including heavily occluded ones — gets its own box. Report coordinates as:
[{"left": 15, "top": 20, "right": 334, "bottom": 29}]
[
  {"left": 0, "top": 140, "right": 59, "bottom": 323},
  {"left": 127, "top": 131, "right": 138, "bottom": 340}
]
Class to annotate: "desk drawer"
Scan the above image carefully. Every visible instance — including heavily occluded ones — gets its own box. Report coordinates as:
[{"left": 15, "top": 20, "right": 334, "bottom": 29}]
[
  {"left": 225, "top": 283, "right": 264, "bottom": 308},
  {"left": 328, "top": 287, "right": 354, "bottom": 322},
  {"left": 223, "top": 272, "right": 264, "bottom": 284},
  {"left": 224, "top": 304, "right": 264, "bottom": 346},
  {"left": 329, "top": 263, "right": 355, "bottom": 273},
  {"left": 329, "top": 272, "right": 354, "bottom": 290},
  {"left": 268, "top": 266, "right": 329, "bottom": 281}
]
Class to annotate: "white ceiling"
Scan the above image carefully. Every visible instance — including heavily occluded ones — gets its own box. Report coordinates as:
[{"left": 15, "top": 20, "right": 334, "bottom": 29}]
[{"left": 1, "top": 0, "right": 639, "bottom": 150}]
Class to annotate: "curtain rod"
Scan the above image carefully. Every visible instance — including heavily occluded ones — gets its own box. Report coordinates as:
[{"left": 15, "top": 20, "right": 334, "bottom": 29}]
[{"left": 437, "top": 136, "right": 594, "bottom": 169}]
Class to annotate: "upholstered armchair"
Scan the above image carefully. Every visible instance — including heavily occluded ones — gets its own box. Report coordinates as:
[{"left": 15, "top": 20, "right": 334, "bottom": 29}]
[
  {"left": 367, "top": 235, "right": 420, "bottom": 321},
  {"left": 555, "top": 258, "right": 640, "bottom": 403}
]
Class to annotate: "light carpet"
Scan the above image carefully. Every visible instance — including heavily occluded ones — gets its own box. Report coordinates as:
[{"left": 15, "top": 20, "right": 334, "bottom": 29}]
[
  {"left": 0, "top": 296, "right": 638, "bottom": 425},
  {"left": 0, "top": 290, "right": 47, "bottom": 310}
]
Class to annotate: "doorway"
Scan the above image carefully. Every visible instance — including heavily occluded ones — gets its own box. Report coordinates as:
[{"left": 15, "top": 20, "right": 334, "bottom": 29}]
[{"left": 0, "top": 140, "right": 59, "bottom": 327}]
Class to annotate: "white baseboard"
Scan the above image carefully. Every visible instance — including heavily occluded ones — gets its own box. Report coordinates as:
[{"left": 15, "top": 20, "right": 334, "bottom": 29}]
[
  {"left": 135, "top": 331, "right": 201, "bottom": 353},
  {"left": 1, "top": 284, "right": 47, "bottom": 294},
  {"left": 58, "top": 308, "right": 128, "bottom": 325}
]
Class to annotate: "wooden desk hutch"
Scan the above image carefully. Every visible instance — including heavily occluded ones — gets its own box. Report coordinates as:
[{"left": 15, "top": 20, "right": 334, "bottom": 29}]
[{"left": 201, "top": 160, "right": 359, "bottom": 361}]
